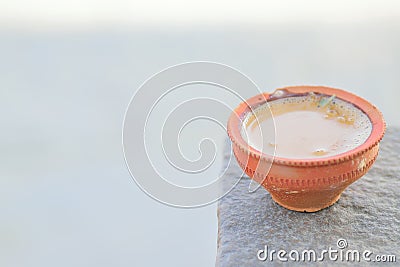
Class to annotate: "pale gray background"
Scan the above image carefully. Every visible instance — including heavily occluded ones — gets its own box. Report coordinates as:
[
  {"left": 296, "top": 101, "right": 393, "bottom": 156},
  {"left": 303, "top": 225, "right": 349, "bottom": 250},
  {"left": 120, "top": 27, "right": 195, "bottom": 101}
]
[{"left": 1, "top": 1, "right": 400, "bottom": 266}]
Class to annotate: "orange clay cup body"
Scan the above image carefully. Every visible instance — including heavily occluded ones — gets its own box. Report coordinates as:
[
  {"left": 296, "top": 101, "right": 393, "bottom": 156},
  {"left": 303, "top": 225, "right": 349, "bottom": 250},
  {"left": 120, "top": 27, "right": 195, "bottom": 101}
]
[{"left": 227, "top": 86, "right": 385, "bottom": 212}]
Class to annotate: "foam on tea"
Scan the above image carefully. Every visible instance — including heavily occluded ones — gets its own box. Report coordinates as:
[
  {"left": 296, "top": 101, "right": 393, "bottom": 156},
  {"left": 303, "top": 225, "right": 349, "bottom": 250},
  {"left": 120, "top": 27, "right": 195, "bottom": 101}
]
[{"left": 242, "top": 93, "right": 372, "bottom": 159}]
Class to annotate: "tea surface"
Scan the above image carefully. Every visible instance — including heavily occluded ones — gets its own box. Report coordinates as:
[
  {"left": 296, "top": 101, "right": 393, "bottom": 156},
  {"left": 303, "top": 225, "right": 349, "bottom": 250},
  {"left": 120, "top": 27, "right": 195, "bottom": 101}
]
[{"left": 242, "top": 94, "right": 372, "bottom": 159}]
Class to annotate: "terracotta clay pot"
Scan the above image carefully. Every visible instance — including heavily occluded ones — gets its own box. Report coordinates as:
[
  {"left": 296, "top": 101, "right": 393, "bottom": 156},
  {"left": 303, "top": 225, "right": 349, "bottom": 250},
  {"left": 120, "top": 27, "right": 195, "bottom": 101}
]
[{"left": 227, "top": 85, "right": 385, "bottom": 212}]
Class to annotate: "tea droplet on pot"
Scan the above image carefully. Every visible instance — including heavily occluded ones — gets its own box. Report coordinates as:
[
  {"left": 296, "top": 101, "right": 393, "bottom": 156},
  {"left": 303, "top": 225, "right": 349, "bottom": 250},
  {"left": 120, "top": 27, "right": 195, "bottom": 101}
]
[
  {"left": 312, "top": 149, "right": 328, "bottom": 156},
  {"left": 271, "top": 89, "right": 285, "bottom": 98}
]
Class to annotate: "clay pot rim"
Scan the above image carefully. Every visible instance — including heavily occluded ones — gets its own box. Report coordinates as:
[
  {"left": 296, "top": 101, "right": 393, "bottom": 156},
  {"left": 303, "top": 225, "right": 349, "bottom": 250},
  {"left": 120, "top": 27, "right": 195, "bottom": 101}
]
[{"left": 227, "top": 85, "right": 386, "bottom": 167}]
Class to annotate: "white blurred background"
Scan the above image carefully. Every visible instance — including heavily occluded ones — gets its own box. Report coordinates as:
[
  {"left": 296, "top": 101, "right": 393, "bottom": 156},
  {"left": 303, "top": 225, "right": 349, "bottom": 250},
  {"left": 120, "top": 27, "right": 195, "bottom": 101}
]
[{"left": 1, "top": 1, "right": 399, "bottom": 266}]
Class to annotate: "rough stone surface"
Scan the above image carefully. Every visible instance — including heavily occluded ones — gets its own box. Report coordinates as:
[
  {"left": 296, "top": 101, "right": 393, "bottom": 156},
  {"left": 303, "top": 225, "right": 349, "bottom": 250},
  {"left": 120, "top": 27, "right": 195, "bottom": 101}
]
[{"left": 216, "top": 127, "right": 399, "bottom": 266}]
